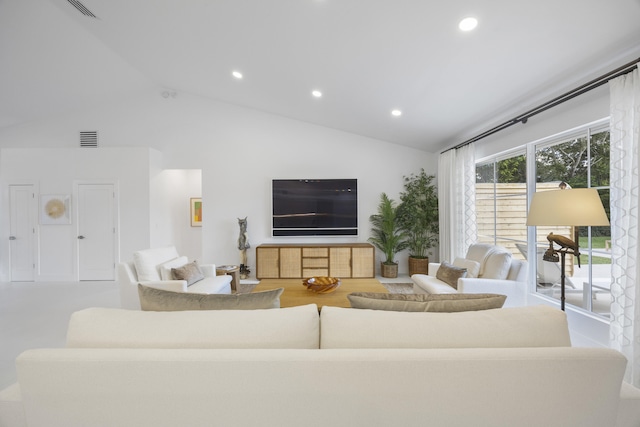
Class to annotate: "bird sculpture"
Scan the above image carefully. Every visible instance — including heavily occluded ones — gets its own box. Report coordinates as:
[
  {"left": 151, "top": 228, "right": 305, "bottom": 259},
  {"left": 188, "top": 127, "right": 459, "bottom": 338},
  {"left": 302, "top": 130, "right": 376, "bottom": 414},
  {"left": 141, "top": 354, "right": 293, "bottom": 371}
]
[{"left": 546, "top": 232, "right": 581, "bottom": 267}]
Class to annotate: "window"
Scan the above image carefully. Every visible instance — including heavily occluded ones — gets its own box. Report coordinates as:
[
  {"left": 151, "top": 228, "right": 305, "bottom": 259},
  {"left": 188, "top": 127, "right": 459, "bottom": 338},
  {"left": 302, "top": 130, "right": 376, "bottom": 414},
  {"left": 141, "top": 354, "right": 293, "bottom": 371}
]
[
  {"left": 533, "top": 124, "right": 611, "bottom": 316},
  {"left": 476, "top": 119, "right": 611, "bottom": 317},
  {"left": 476, "top": 152, "right": 527, "bottom": 261}
]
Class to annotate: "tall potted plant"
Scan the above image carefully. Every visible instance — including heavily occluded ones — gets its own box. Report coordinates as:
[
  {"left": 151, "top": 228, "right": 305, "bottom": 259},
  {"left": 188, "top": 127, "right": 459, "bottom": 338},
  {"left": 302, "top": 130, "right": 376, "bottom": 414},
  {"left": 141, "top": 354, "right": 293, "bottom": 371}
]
[
  {"left": 397, "top": 169, "right": 439, "bottom": 276},
  {"left": 368, "top": 193, "right": 409, "bottom": 278}
]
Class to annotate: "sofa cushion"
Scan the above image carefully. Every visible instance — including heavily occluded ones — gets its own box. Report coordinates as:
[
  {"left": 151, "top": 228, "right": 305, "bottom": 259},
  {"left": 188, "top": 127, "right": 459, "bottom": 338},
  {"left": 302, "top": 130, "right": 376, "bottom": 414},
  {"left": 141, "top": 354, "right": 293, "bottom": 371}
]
[
  {"left": 186, "top": 276, "right": 232, "bottom": 294},
  {"left": 411, "top": 273, "right": 459, "bottom": 294},
  {"left": 465, "top": 243, "right": 498, "bottom": 276},
  {"left": 159, "top": 256, "right": 189, "bottom": 280},
  {"left": 618, "top": 382, "right": 640, "bottom": 427},
  {"left": 138, "top": 284, "right": 282, "bottom": 311},
  {"left": 452, "top": 257, "right": 481, "bottom": 278},
  {"left": 12, "top": 347, "right": 628, "bottom": 427},
  {"left": 482, "top": 251, "right": 512, "bottom": 280},
  {"left": 435, "top": 261, "right": 467, "bottom": 289},
  {"left": 133, "top": 246, "right": 180, "bottom": 281},
  {"left": 171, "top": 260, "right": 204, "bottom": 285},
  {"left": 320, "top": 305, "right": 572, "bottom": 349},
  {"left": 347, "top": 292, "right": 506, "bottom": 312},
  {"left": 66, "top": 304, "right": 320, "bottom": 349}
]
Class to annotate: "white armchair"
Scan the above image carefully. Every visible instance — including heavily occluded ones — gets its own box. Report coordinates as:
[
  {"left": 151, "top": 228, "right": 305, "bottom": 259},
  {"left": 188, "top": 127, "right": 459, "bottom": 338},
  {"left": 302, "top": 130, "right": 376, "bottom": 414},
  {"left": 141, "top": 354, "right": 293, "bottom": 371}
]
[
  {"left": 118, "top": 246, "right": 232, "bottom": 310},
  {"left": 412, "top": 243, "right": 528, "bottom": 307}
]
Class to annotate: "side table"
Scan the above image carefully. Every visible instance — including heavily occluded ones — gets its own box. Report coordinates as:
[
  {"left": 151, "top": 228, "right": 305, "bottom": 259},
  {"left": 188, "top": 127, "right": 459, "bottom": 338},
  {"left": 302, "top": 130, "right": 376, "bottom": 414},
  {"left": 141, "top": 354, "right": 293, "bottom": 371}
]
[{"left": 216, "top": 265, "right": 239, "bottom": 292}]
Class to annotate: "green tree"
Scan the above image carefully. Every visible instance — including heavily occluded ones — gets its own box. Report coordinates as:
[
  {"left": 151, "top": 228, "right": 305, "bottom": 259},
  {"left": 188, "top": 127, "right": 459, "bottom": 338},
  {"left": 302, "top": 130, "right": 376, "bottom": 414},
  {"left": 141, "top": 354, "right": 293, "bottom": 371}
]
[
  {"left": 368, "top": 193, "right": 409, "bottom": 264},
  {"left": 397, "top": 170, "right": 439, "bottom": 258}
]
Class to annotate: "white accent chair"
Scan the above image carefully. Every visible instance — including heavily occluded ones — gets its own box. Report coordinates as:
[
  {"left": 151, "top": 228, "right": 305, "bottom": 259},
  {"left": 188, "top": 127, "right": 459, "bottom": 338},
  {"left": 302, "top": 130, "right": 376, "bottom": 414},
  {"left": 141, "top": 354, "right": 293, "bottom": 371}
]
[
  {"left": 118, "top": 246, "right": 232, "bottom": 310},
  {"left": 411, "top": 243, "right": 528, "bottom": 307}
]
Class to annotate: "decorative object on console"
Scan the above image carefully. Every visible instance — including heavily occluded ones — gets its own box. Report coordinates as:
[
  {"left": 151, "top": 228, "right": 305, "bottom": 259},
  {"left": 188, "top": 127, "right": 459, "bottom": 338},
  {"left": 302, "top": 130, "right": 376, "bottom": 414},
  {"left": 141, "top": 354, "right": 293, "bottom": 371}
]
[
  {"left": 40, "top": 194, "right": 71, "bottom": 225},
  {"left": 347, "top": 292, "right": 506, "bottom": 312},
  {"left": 397, "top": 169, "right": 439, "bottom": 276},
  {"left": 237, "top": 217, "right": 251, "bottom": 279},
  {"left": 138, "top": 284, "right": 283, "bottom": 311},
  {"left": 190, "top": 197, "right": 202, "bottom": 227},
  {"left": 303, "top": 276, "right": 341, "bottom": 293},
  {"left": 368, "top": 193, "right": 408, "bottom": 278},
  {"left": 526, "top": 188, "right": 610, "bottom": 310}
]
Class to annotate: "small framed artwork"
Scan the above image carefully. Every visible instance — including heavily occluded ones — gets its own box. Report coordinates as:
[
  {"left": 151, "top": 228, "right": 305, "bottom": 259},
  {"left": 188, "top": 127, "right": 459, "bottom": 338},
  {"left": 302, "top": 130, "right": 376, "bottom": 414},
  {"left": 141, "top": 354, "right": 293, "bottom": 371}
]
[
  {"left": 40, "top": 194, "right": 71, "bottom": 225},
  {"left": 190, "top": 198, "right": 202, "bottom": 227}
]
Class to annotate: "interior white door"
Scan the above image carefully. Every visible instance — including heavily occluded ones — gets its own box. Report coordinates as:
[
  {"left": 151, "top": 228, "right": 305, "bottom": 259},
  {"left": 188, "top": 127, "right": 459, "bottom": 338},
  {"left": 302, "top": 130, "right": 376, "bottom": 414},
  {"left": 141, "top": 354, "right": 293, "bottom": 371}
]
[
  {"left": 77, "top": 183, "right": 116, "bottom": 280},
  {"left": 9, "top": 184, "right": 36, "bottom": 281}
]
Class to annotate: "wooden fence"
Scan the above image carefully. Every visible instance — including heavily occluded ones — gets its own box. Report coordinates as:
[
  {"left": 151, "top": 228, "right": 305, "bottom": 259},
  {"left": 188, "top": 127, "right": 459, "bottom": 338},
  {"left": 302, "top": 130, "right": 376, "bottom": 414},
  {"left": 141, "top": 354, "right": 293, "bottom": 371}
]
[{"left": 475, "top": 182, "right": 574, "bottom": 271}]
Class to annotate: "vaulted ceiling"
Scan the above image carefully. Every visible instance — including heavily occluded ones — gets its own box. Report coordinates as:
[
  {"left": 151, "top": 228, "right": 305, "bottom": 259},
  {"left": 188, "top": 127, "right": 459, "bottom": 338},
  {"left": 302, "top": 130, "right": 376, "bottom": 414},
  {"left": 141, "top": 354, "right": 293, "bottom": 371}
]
[{"left": 1, "top": 0, "right": 639, "bottom": 152}]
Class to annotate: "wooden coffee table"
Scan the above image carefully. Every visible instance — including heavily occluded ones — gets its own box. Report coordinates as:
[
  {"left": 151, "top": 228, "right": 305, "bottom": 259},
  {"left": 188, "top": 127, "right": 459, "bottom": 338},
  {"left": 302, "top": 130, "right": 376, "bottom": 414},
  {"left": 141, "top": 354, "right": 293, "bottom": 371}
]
[{"left": 253, "top": 278, "right": 388, "bottom": 309}]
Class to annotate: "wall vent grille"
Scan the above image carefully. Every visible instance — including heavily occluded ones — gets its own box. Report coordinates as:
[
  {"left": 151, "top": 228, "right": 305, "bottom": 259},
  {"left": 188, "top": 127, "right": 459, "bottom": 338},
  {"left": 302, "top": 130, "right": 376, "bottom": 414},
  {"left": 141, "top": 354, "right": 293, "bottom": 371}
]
[
  {"left": 67, "top": 0, "right": 97, "bottom": 18},
  {"left": 80, "top": 131, "right": 98, "bottom": 148}
]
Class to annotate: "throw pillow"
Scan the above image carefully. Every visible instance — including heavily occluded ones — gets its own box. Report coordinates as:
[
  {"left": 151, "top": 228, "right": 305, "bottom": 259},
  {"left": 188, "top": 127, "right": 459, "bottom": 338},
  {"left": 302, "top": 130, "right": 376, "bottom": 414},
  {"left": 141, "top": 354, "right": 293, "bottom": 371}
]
[
  {"left": 452, "top": 257, "right": 481, "bottom": 278},
  {"left": 435, "top": 261, "right": 467, "bottom": 289},
  {"left": 138, "top": 284, "right": 284, "bottom": 311},
  {"left": 347, "top": 292, "right": 507, "bottom": 312},
  {"left": 159, "top": 256, "right": 189, "bottom": 280},
  {"left": 482, "top": 251, "right": 512, "bottom": 280},
  {"left": 171, "top": 260, "right": 204, "bottom": 285}
]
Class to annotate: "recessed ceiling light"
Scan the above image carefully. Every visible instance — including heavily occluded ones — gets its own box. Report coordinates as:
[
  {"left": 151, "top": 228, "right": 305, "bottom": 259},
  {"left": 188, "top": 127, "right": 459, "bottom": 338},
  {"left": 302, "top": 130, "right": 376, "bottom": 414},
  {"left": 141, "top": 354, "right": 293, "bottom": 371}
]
[
  {"left": 391, "top": 110, "right": 402, "bottom": 117},
  {"left": 312, "top": 90, "right": 322, "bottom": 98},
  {"left": 459, "top": 17, "right": 478, "bottom": 32},
  {"left": 232, "top": 71, "right": 243, "bottom": 79}
]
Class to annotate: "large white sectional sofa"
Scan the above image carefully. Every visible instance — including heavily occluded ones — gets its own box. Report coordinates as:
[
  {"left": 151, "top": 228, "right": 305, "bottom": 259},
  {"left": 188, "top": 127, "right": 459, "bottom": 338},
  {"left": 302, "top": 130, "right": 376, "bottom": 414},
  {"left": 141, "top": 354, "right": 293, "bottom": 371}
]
[
  {"left": 118, "top": 246, "right": 232, "bottom": 309},
  {"left": 1, "top": 304, "right": 639, "bottom": 427}
]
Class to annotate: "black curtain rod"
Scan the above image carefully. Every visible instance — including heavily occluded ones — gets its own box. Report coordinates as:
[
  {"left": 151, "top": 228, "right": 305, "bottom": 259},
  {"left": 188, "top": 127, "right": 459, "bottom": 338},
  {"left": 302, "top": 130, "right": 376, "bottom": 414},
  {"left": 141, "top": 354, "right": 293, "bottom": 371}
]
[{"left": 444, "top": 57, "right": 640, "bottom": 153}]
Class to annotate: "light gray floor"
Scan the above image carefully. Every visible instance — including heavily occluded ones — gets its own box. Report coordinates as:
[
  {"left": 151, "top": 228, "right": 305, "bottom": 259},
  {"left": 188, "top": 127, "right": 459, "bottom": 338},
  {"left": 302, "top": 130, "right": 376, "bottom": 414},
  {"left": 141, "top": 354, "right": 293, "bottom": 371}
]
[{"left": 0, "top": 281, "right": 120, "bottom": 389}]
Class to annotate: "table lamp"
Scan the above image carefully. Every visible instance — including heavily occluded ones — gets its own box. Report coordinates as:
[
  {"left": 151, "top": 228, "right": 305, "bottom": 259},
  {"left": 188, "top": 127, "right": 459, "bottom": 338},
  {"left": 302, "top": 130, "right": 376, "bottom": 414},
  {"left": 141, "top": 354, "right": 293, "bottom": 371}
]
[{"left": 526, "top": 188, "right": 610, "bottom": 310}]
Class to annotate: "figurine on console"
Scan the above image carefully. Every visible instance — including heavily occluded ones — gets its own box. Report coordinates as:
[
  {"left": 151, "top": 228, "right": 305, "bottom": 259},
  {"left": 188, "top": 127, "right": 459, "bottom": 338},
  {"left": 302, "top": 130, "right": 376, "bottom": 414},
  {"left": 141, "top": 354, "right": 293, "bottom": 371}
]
[{"left": 238, "top": 217, "right": 251, "bottom": 279}]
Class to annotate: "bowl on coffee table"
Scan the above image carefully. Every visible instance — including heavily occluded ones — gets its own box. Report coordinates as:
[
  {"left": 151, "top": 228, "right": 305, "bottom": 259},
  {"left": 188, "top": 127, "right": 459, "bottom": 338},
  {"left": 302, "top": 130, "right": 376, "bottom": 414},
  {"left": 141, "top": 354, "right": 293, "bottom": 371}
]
[{"left": 302, "top": 276, "right": 341, "bottom": 293}]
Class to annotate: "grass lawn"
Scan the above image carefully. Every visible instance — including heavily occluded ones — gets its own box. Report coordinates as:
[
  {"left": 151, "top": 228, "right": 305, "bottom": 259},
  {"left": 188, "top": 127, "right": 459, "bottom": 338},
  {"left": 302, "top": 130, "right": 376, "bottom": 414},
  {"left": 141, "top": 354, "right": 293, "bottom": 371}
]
[{"left": 578, "top": 236, "right": 611, "bottom": 265}]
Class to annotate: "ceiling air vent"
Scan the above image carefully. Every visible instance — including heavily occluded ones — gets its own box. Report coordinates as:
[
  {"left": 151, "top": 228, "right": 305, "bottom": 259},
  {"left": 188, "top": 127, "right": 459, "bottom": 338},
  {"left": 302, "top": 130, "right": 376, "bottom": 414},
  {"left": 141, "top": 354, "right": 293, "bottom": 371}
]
[
  {"left": 80, "top": 131, "right": 98, "bottom": 148},
  {"left": 67, "top": 0, "right": 97, "bottom": 18}
]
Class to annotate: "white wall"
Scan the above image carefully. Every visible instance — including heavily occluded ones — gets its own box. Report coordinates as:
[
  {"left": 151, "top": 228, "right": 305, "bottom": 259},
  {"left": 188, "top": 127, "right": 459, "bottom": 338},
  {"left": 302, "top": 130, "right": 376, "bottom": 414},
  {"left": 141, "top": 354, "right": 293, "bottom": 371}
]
[
  {"left": 0, "top": 88, "right": 436, "bottom": 279},
  {"left": 0, "top": 147, "right": 155, "bottom": 281},
  {"left": 153, "top": 169, "right": 203, "bottom": 262}
]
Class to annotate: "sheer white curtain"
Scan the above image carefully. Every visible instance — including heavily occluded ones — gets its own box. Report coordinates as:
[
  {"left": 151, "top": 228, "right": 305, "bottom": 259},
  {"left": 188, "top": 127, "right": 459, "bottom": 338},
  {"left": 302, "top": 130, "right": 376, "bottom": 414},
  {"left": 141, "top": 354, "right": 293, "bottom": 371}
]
[
  {"left": 438, "top": 143, "right": 476, "bottom": 262},
  {"left": 610, "top": 64, "right": 640, "bottom": 387}
]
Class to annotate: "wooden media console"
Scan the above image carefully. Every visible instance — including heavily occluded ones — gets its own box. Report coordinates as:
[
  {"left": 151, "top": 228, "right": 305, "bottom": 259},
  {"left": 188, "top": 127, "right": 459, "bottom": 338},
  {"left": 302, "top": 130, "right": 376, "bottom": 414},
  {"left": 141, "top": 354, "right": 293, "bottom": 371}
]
[{"left": 255, "top": 243, "right": 375, "bottom": 279}]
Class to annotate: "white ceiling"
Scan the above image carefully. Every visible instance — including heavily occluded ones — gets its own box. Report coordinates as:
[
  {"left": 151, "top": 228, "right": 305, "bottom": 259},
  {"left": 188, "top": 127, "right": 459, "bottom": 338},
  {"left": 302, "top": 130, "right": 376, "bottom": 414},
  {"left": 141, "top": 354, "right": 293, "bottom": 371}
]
[{"left": 1, "top": 0, "right": 639, "bottom": 153}]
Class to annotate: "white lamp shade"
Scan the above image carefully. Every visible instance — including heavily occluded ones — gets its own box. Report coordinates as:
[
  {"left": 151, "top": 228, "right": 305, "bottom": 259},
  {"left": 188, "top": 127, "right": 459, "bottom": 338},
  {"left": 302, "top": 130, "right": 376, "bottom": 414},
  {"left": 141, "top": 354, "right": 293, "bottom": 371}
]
[{"left": 526, "top": 188, "right": 610, "bottom": 227}]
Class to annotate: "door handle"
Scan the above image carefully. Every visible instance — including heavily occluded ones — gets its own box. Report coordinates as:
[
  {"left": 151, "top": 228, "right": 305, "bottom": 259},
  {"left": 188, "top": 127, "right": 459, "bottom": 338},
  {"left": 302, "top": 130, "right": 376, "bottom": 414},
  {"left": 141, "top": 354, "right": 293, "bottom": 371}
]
[
  {"left": 9, "top": 236, "right": 16, "bottom": 240},
  {"left": 78, "top": 235, "right": 85, "bottom": 239}
]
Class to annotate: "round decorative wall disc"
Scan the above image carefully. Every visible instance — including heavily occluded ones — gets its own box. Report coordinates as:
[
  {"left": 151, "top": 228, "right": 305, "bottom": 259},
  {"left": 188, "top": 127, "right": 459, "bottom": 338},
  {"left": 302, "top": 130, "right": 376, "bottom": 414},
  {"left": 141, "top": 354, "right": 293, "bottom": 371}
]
[{"left": 45, "top": 198, "right": 65, "bottom": 219}]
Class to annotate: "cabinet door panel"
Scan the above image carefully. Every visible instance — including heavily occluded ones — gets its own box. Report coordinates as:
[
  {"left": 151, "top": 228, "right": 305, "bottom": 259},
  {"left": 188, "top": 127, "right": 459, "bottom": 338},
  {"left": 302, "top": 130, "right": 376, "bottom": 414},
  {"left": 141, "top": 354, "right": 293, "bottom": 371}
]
[
  {"left": 257, "top": 247, "right": 280, "bottom": 279},
  {"left": 329, "top": 247, "right": 352, "bottom": 278},
  {"left": 280, "top": 248, "right": 302, "bottom": 278},
  {"left": 352, "top": 247, "right": 374, "bottom": 278}
]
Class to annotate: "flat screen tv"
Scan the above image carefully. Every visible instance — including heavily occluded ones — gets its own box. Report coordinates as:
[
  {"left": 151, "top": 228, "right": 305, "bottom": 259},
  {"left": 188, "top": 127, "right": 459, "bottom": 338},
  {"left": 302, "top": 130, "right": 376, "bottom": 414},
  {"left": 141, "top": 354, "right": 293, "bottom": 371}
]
[{"left": 272, "top": 179, "right": 358, "bottom": 236}]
